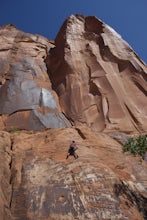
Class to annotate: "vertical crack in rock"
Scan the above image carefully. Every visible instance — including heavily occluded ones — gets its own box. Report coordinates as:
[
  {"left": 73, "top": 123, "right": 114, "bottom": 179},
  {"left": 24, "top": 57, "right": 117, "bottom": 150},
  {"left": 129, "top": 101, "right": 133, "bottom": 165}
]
[
  {"left": 9, "top": 137, "right": 13, "bottom": 170},
  {"left": 124, "top": 104, "right": 143, "bottom": 133},
  {"left": 9, "top": 136, "right": 14, "bottom": 210}
]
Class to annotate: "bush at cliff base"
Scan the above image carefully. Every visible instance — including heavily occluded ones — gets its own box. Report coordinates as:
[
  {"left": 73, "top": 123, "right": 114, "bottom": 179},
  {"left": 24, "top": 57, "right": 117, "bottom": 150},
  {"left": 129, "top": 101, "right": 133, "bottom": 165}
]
[{"left": 123, "top": 134, "right": 147, "bottom": 158}]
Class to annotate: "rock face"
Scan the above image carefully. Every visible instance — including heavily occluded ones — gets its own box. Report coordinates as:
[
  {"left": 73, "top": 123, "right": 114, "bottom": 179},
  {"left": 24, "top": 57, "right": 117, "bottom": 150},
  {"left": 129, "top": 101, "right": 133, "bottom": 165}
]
[
  {"left": 0, "top": 14, "right": 147, "bottom": 220},
  {"left": 1, "top": 128, "right": 147, "bottom": 220},
  {"left": 0, "top": 15, "right": 147, "bottom": 133},
  {"left": 0, "top": 24, "right": 70, "bottom": 130},
  {"left": 0, "top": 131, "right": 12, "bottom": 220},
  {"left": 48, "top": 15, "right": 147, "bottom": 133}
]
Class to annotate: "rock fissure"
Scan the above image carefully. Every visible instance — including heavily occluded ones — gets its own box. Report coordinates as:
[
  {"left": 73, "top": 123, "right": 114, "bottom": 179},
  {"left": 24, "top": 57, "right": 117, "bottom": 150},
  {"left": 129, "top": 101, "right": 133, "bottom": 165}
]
[
  {"left": 9, "top": 136, "right": 14, "bottom": 210},
  {"left": 75, "top": 127, "right": 86, "bottom": 140},
  {"left": 133, "top": 81, "right": 147, "bottom": 96},
  {"left": 124, "top": 104, "right": 143, "bottom": 133},
  {"left": 9, "top": 138, "right": 13, "bottom": 170},
  {"left": 8, "top": 109, "right": 34, "bottom": 117},
  {"left": 0, "top": 48, "right": 11, "bottom": 52}
]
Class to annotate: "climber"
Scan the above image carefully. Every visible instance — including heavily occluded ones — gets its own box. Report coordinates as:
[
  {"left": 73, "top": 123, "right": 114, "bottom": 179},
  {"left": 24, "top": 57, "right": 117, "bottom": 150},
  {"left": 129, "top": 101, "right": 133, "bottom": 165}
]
[{"left": 66, "top": 140, "right": 79, "bottom": 160}]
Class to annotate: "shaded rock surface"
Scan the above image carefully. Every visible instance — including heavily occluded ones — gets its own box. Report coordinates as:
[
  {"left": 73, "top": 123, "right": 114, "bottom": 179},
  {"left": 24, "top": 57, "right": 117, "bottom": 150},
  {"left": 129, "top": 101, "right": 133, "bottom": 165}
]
[
  {"left": 0, "top": 128, "right": 147, "bottom": 219},
  {"left": 0, "top": 131, "right": 12, "bottom": 220},
  {"left": 0, "top": 24, "right": 70, "bottom": 130},
  {"left": 47, "top": 15, "right": 147, "bottom": 133}
]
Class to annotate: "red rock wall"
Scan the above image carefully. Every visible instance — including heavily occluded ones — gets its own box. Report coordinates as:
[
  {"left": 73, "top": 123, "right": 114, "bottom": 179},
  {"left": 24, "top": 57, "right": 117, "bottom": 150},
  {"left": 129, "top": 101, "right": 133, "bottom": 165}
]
[
  {"left": 6, "top": 128, "right": 147, "bottom": 220},
  {"left": 0, "top": 25, "right": 70, "bottom": 131},
  {"left": 48, "top": 15, "right": 147, "bottom": 133},
  {"left": 0, "top": 16, "right": 147, "bottom": 220},
  {"left": 0, "top": 17, "right": 147, "bottom": 133}
]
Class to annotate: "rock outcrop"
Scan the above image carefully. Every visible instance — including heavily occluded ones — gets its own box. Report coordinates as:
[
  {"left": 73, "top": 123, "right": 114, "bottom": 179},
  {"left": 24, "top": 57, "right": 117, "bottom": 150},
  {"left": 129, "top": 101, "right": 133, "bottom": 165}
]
[
  {"left": 0, "top": 15, "right": 147, "bottom": 133},
  {"left": 1, "top": 128, "right": 147, "bottom": 220},
  {"left": 0, "top": 24, "right": 70, "bottom": 130},
  {"left": 48, "top": 15, "right": 147, "bottom": 133},
  {"left": 0, "top": 14, "right": 147, "bottom": 220}
]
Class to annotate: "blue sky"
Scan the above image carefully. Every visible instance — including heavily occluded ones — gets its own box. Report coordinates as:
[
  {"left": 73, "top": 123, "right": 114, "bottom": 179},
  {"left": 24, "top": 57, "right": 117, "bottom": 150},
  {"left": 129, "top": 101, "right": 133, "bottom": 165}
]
[{"left": 0, "top": 0, "right": 147, "bottom": 63}]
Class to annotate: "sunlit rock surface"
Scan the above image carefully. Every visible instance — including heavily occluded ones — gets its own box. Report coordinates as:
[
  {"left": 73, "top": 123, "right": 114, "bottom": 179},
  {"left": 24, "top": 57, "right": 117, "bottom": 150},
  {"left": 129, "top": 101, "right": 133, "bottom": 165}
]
[
  {"left": 0, "top": 24, "right": 70, "bottom": 130},
  {"left": 48, "top": 15, "right": 147, "bottom": 133},
  {"left": 1, "top": 128, "right": 147, "bottom": 219},
  {"left": 0, "top": 14, "right": 147, "bottom": 220},
  {"left": 0, "top": 15, "right": 147, "bottom": 133}
]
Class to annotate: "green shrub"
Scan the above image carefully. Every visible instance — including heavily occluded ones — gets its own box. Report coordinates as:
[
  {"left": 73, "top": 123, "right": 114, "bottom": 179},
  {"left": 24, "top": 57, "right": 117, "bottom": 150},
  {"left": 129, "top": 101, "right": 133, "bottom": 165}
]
[
  {"left": 9, "top": 126, "right": 19, "bottom": 133},
  {"left": 123, "top": 134, "right": 147, "bottom": 158}
]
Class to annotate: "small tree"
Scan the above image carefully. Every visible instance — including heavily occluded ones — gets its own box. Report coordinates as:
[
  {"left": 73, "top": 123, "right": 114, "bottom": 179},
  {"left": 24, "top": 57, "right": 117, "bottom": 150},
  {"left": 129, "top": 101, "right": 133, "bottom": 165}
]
[{"left": 123, "top": 134, "right": 147, "bottom": 158}]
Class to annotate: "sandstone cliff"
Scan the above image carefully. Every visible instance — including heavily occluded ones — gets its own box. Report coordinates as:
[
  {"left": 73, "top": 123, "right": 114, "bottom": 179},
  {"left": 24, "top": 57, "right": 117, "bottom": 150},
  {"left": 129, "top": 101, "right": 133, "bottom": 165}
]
[
  {"left": 0, "top": 14, "right": 147, "bottom": 220},
  {"left": 47, "top": 15, "right": 147, "bottom": 133},
  {"left": 0, "top": 15, "right": 147, "bottom": 133}
]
